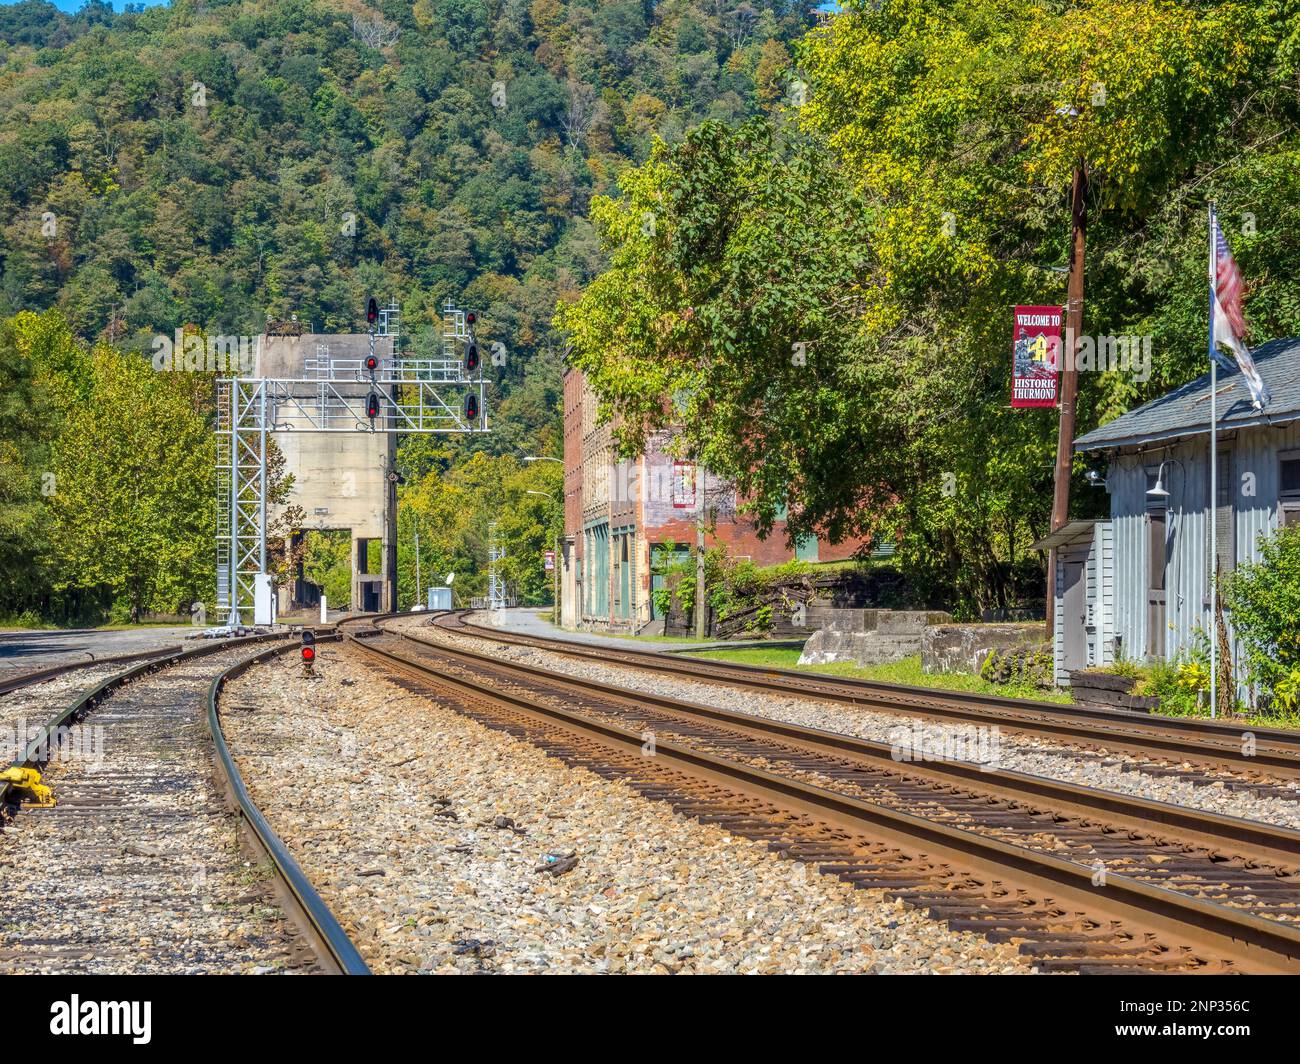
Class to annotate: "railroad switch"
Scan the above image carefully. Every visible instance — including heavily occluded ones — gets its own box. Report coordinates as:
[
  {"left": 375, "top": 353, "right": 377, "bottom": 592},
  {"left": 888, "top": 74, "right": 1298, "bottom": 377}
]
[{"left": 0, "top": 767, "right": 54, "bottom": 807}]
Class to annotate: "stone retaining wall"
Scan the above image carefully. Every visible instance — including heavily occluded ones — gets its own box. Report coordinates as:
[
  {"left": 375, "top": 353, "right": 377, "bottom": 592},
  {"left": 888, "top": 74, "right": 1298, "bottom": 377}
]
[{"left": 921, "top": 623, "right": 1047, "bottom": 675}]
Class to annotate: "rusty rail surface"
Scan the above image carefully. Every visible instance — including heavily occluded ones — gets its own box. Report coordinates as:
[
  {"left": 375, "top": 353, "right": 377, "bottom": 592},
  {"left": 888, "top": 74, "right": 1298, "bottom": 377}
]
[
  {"left": 438, "top": 612, "right": 1300, "bottom": 784},
  {"left": 345, "top": 620, "right": 1300, "bottom": 975}
]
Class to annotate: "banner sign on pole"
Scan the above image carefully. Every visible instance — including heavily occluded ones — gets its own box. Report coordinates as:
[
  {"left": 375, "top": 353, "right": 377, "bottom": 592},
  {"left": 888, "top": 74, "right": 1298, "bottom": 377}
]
[
  {"left": 671, "top": 461, "right": 696, "bottom": 509},
  {"left": 543, "top": 550, "right": 555, "bottom": 571},
  {"left": 1011, "top": 305, "right": 1062, "bottom": 408}
]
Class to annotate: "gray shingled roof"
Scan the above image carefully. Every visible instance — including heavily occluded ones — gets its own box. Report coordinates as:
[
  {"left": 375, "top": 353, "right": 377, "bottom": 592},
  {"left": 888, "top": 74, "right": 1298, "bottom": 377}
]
[{"left": 1075, "top": 336, "right": 1300, "bottom": 452}]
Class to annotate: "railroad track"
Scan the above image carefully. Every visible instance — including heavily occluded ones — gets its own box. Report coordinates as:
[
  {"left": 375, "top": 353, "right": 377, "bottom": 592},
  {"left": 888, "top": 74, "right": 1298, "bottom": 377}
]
[
  {"left": 436, "top": 612, "right": 1300, "bottom": 790},
  {"left": 0, "top": 644, "right": 183, "bottom": 697},
  {"left": 345, "top": 616, "right": 1300, "bottom": 974},
  {"left": 0, "top": 633, "right": 368, "bottom": 975}
]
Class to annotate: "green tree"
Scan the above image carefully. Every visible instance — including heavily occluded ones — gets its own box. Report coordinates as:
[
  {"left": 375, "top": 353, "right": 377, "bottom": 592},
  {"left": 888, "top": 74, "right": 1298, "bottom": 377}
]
[
  {"left": 47, "top": 346, "right": 214, "bottom": 622},
  {"left": 1225, "top": 527, "right": 1300, "bottom": 710}
]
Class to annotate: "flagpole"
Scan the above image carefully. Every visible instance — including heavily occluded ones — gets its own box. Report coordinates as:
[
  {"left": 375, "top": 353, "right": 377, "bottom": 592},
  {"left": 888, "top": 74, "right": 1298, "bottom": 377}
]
[{"left": 1208, "top": 202, "right": 1218, "bottom": 719}]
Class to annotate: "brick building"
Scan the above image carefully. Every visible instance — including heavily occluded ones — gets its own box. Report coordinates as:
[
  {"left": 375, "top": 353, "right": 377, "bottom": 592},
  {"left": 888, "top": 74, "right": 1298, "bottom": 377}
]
[{"left": 561, "top": 367, "right": 870, "bottom": 631}]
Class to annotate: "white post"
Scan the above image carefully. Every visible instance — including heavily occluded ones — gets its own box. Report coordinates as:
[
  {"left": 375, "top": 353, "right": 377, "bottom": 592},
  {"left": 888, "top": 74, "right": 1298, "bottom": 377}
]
[
  {"left": 320, "top": 593, "right": 327, "bottom": 625},
  {"left": 1208, "top": 202, "right": 1218, "bottom": 719},
  {"left": 415, "top": 530, "right": 422, "bottom": 606}
]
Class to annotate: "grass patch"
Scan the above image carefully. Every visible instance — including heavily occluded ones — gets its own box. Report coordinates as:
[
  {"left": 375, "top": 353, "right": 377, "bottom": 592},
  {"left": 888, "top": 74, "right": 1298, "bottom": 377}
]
[
  {"left": 685, "top": 648, "right": 1074, "bottom": 704},
  {"left": 1150, "top": 700, "right": 1300, "bottom": 731}
]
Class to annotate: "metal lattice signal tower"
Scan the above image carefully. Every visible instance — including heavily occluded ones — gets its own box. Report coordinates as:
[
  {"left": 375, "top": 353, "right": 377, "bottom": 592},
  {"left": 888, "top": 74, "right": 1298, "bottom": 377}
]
[
  {"left": 215, "top": 302, "right": 488, "bottom": 622},
  {"left": 487, "top": 521, "right": 507, "bottom": 611}
]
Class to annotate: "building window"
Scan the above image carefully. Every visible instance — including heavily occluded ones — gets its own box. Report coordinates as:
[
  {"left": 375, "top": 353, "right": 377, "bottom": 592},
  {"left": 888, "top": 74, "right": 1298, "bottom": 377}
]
[{"left": 1281, "top": 453, "right": 1300, "bottom": 528}]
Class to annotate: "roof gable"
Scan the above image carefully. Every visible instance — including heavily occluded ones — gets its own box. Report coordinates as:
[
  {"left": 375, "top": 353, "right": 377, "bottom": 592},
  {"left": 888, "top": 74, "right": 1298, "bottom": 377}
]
[{"left": 1075, "top": 337, "right": 1300, "bottom": 452}]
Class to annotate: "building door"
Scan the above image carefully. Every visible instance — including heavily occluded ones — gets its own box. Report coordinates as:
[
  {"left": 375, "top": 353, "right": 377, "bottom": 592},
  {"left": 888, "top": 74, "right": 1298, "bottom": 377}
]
[
  {"left": 1146, "top": 504, "right": 1167, "bottom": 658},
  {"left": 618, "top": 534, "right": 632, "bottom": 620},
  {"left": 650, "top": 544, "right": 689, "bottom": 619},
  {"left": 1061, "top": 554, "right": 1088, "bottom": 672}
]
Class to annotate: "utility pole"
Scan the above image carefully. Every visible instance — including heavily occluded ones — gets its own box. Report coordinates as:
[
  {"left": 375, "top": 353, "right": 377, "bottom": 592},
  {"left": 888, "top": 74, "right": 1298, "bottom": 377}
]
[
  {"left": 1047, "top": 161, "right": 1088, "bottom": 635},
  {"left": 694, "top": 462, "right": 707, "bottom": 640}
]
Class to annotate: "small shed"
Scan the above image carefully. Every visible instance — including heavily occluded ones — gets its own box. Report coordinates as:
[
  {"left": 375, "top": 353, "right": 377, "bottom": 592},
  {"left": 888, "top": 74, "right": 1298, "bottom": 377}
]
[
  {"left": 1044, "top": 336, "right": 1300, "bottom": 692},
  {"left": 1032, "top": 519, "right": 1114, "bottom": 682}
]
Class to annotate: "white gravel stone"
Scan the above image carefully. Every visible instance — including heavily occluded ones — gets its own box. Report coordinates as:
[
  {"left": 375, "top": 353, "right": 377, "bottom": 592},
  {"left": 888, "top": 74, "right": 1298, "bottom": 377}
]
[
  {"left": 420, "top": 622, "right": 1300, "bottom": 831},
  {"left": 222, "top": 650, "right": 1034, "bottom": 975}
]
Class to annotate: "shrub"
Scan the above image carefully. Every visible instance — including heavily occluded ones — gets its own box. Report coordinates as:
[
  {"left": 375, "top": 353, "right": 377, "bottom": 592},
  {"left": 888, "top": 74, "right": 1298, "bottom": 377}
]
[{"left": 1224, "top": 525, "right": 1300, "bottom": 708}]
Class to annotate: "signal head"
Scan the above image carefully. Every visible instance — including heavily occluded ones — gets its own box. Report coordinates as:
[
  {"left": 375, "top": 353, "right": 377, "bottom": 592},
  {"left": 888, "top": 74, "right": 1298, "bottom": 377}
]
[
  {"left": 366, "top": 297, "right": 379, "bottom": 325},
  {"left": 466, "top": 311, "right": 477, "bottom": 325},
  {"left": 366, "top": 392, "right": 380, "bottom": 419},
  {"left": 365, "top": 354, "right": 378, "bottom": 371},
  {"left": 464, "top": 393, "right": 479, "bottom": 420}
]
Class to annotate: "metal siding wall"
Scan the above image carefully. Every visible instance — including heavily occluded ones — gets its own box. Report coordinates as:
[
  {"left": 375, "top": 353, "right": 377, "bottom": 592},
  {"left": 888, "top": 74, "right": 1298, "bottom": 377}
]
[
  {"left": 1098, "top": 521, "right": 1115, "bottom": 666},
  {"left": 1106, "top": 423, "right": 1294, "bottom": 693},
  {"left": 1106, "top": 457, "right": 1148, "bottom": 663},
  {"left": 1052, "top": 555, "right": 1065, "bottom": 683}
]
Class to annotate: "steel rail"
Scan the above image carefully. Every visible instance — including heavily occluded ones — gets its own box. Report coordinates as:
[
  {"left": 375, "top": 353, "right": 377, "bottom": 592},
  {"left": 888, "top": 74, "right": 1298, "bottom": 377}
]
[
  {"left": 2, "top": 633, "right": 284, "bottom": 811},
  {"left": 206, "top": 637, "right": 371, "bottom": 975},
  {"left": 348, "top": 629, "right": 1300, "bottom": 974},
  {"left": 351, "top": 629, "right": 1300, "bottom": 967},
  {"left": 0, "top": 644, "right": 184, "bottom": 697},
  {"left": 442, "top": 613, "right": 1300, "bottom": 779},
  {"left": 386, "top": 622, "right": 1300, "bottom": 869},
  {"left": 1, "top": 628, "right": 368, "bottom": 976}
]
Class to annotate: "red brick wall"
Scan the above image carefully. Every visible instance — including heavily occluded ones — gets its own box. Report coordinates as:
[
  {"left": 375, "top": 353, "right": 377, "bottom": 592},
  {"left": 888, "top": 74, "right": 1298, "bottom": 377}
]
[
  {"left": 562, "top": 367, "right": 583, "bottom": 546},
  {"left": 644, "top": 511, "right": 871, "bottom": 566}
]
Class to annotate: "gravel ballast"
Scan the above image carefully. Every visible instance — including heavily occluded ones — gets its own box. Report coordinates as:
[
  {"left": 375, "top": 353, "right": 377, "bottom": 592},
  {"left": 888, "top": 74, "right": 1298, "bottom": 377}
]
[
  {"left": 425, "top": 619, "right": 1300, "bottom": 832},
  {"left": 221, "top": 649, "right": 1034, "bottom": 974}
]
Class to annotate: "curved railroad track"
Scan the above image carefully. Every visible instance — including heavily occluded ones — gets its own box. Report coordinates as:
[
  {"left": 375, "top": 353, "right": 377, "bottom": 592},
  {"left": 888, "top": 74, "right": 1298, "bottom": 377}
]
[
  {"left": 343, "top": 614, "right": 1300, "bottom": 974},
  {"left": 437, "top": 612, "right": 1300, "bottom": 788},
  {"left": 0, "top": 632, "right": 368, "bottom": 975},
  {"left": 0, "top": 644, "right": 183, "bottom": 697}
]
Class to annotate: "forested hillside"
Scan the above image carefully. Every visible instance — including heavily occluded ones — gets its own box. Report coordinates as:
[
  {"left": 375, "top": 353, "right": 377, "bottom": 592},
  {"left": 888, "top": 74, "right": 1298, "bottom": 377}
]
[{"left": 0, "top": 0, "right": 809, "bottom": 620}]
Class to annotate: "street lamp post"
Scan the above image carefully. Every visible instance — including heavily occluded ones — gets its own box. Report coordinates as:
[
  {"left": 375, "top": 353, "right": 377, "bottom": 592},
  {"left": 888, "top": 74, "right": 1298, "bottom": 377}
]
[
  {"left": 524, "top": 457, "right": 565, "bottom": 625},
  {"left": 526, "top": 488, "right": 560, "bottom": 626}
]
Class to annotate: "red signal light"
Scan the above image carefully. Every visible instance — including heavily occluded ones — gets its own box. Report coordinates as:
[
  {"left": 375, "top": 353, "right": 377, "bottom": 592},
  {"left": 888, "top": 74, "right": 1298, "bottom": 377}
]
[
  {"left": 301, "top": 645, "right": 315, "bottom": 662},
  {"left": 464, "top": 394, "right": 479, "bottom": 420},
  {"left": 366, "top": 393, "right": 380, "bottom": 419},
  {"left": 366, "top": 297, "right": 379, "bottom": 325},
  {"left": 365, "top": 354, "right": 378, "bottom": 371},
  {"left": 466, "top": 311, "right": 476, "bottom": 325},
  {"left": 464, "top": 342, "right": 479, "bottom": 374}
]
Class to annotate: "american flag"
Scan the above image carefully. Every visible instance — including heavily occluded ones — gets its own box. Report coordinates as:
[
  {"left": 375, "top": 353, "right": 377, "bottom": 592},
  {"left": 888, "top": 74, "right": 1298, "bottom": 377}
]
[
  {"left": 1211, "top": 210, "right": 1269, "bottom": 408},
  {"left": 1213, "top": 219, "right": 1246, "bottom": 340}
]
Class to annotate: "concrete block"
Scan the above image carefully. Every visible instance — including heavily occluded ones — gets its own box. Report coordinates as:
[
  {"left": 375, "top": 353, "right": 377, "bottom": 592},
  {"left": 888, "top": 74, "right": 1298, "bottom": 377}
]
[{"left": 922, "top": 623, "right": 1046, "bottom": 675}]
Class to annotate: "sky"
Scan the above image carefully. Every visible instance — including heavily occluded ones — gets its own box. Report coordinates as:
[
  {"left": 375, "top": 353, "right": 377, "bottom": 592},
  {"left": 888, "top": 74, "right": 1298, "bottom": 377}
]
[{"left": 1, "top": 0, "right": 170, "bottom": 11}]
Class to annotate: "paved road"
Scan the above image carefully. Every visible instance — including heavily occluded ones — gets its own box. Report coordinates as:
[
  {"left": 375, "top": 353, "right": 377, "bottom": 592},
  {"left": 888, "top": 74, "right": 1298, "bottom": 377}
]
[{"left": 0, "top": 627, "right": 193, "bottom": 677}]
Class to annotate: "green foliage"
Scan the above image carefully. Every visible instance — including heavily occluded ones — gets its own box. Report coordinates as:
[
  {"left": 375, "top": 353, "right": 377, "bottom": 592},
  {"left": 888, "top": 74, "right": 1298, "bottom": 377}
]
[
  {"left": 301, "top": 530, "right": 353, "bottom": 609},
  {"left": 396, "top": 451, "right": 562, "bottom": 609},
  {"left": 0, "top": 0, "right": 815, "bottom": 617},
  {"left": 1224, "top": 525, "right": 1300, "bottom": 707},
  {"left": 559, "top": 0, "right": 1300, "bottom": 617},
  {"left": 45, "top": 341, "right": 215, "bottom": 622},
  {"left": 979, "top": 646, "right": 1054, "bottom": 690}
]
